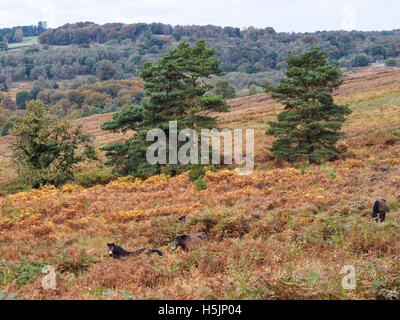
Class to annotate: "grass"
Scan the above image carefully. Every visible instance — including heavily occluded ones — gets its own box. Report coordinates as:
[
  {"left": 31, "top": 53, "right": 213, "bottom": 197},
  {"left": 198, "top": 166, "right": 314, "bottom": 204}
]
[{"left": 7, "top": 37, "right": 38, "bottom": 51}]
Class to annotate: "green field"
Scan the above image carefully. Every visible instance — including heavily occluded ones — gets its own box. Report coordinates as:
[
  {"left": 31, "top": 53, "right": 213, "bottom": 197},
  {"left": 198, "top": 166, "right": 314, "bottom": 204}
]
[{"left": 7, "top": 36, "right": 38, "bottom": 51}]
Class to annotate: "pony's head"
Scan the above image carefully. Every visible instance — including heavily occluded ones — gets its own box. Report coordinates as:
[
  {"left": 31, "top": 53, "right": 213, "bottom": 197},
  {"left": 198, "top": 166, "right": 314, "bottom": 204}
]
[{"left": 107, "top": 243, "right": 115, "bottom": 257}]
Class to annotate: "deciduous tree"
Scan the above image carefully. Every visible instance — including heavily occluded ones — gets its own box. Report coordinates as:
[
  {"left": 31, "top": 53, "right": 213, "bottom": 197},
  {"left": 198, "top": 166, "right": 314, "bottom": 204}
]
[
  {"left": 214, "top": 80, "right": 236, "bottom": 99},
  {"left": 96, "top": 60, "right": 117, "bottom": 80},
  {"left": 10, "top": 100, "right": 97, "bottom": 187}
]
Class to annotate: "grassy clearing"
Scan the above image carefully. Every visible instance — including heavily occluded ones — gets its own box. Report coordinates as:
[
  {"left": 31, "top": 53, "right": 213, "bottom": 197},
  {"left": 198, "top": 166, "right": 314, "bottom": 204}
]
[{"left": 7, "top": 37, "right": 38, "bottom": 51}]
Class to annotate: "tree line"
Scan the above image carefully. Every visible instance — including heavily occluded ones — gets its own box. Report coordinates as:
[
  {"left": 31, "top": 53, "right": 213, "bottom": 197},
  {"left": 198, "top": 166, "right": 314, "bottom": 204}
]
[
  {"left": 0, "top": 21, "right": 47, "bottom": 43},
  {"left": 38, "top": 21, "right": 400, "bottom": 71},
  {"left": 1, "top": 22, "right": 400, "bottom": 96}
]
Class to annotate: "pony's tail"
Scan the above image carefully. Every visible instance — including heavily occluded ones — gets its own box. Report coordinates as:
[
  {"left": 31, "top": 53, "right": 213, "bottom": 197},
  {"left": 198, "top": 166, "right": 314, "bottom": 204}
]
[
  {"left": 151, "top": 249, "right": 163, "bottom": 256},
  {"left": 372, "top": 200, "right": 379, "bottom": 217},
  {"left": 137, "top": 248, "right": 163, "bottom": 256}
]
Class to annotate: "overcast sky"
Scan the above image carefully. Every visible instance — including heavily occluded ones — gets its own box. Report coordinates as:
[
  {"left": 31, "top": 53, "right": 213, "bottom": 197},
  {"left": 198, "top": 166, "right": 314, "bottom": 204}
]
[{"left": 0, "top": 0, "right": 398, "bottom": 32}]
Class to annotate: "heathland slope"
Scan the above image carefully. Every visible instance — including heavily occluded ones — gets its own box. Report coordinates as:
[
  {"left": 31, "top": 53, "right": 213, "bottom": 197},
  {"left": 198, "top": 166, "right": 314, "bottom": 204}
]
[{"left": 0, "top": 66, "right": 400, "bottom": 299}]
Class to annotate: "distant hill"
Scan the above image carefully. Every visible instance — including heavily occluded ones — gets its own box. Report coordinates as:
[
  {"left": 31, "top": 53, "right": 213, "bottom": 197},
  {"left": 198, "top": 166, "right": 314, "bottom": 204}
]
[
  {"left": 2, "top": 22, "right": 400, "bottom": 96},
  {"left": 39, "top": 22, "right": 400, "bottom": 73}
]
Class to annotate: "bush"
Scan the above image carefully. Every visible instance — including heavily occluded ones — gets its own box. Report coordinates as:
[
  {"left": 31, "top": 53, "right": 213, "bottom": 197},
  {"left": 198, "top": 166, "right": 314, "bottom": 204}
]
[
  {"left": 0, "top": 177, "right": 30, "bottom": 196},
  {"left": 195, "top": 178, "right": 207, "bottom": 190},
  {"left": 188, "top": 164, "right": 205, "bottom": 182},
  {"left": 0, "top": 117, "right": 16, "bottom": 136},
  {"left": 211, "top": 215, "right": 250, "bottom": 240},
  {"left": 15, "top": 91, "right": 32, "bottom": 109},
  {"left": 75, "top": 167, "right": 116, "bottom": 188},
  {"left": 352, "top": 55, "right": 369, "bottom": 67},
  {"left": 385, "top": 58, "right": 397, "bottom": 67},
  {"left": 0, "top": 255, "right": 47, "bottom": 287}
]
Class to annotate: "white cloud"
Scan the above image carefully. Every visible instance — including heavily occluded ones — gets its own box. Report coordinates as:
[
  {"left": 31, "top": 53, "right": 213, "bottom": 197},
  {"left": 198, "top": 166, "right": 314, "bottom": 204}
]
[
  {"left": 39, "top": 3, "right": 57, "bottom": 28},
  {"left": 341, "top": 1, "right": 357, "bottom": 30}
]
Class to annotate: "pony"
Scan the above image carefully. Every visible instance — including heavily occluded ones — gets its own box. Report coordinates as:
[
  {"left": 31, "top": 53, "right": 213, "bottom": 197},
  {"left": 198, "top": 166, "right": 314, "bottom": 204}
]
[
  {"left": 171, "top": 233, "right": 208, "bottom": 252},
  {"left": 372, "top": 198, "right": 388, "bottom": 223},
  {"left": 107, "top": 243, "right": 163, "bottom": 259}
]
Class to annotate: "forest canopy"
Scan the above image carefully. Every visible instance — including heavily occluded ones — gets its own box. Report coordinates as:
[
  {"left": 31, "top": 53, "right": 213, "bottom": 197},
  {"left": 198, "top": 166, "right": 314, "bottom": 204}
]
[{"left": 1, "top": 21, "right": 399, "bottom": 92}]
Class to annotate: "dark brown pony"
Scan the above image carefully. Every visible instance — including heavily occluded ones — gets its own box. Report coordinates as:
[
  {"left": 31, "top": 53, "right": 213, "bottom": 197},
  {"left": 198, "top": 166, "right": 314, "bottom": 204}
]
[
  {"left": 372, "top": 199, "right": 388, "bottom": 223},
  {"left": 107, "top": 243, "right": 163, "bottom": 259},
  {"left": 171, "top": 233, "right": 208, "bottom": 252}
]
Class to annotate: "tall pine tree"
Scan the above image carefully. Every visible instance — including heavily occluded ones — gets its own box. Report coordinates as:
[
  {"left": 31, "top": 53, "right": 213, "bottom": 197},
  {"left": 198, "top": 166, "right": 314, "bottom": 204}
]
[
  {"left": 100, "top": 39, "right": 228, "bottom": 177},
  {"left": 263, "top": 46, "right": 352, "bottom": 164}
]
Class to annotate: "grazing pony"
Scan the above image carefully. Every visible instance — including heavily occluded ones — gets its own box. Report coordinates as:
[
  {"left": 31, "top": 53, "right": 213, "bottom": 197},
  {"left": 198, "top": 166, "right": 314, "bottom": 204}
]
[
  {"left": 171, "top": 233, "right": 208, "bottom": 252},
  {"left": 372, "top": 199, "right": 388, "bottom": 223},
  {"left": 107, "top": 243, "right": 163, "bottom": 259}
]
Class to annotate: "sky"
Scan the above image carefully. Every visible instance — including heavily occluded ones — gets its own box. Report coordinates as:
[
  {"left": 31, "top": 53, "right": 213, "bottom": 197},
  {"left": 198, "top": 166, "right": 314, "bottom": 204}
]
[{"left": 0, "top": 0, "right": 399, "bottom": 32}]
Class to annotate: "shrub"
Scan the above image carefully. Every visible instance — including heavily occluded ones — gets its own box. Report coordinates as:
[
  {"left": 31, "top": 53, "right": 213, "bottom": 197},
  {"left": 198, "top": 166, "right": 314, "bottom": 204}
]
[
  {"left": 0, "top": 177, "right": 30, "bottom": 196},
  {"left": 195, "top": 178, "right": 207, "bottom": 190},
  {"left": 0, "top": 255, "right": 48, "bottom": 287},
  {"left": 75, "top": 167, "right": 115, "bottom": 188},
  {"left": 211, "top": 215, "right": 250, "bottom": 240},
  {"left": 352, "top": 55, "right": 369, "bottom": 67},
  {"left": 385, "top": 58, "right": 397, "bottom": 67},
  {"left": 188, "top": 164, "right": 205, "bottom": 182}
]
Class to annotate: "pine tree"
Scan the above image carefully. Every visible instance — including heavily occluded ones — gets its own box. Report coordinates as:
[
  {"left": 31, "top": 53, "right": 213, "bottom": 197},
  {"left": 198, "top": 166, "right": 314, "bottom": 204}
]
[
  {"left": 101, "top": 39, "right": 228, "bottom": 177},
  {"left": 263, "top": 46, "right": 352, "bottom": 164}
]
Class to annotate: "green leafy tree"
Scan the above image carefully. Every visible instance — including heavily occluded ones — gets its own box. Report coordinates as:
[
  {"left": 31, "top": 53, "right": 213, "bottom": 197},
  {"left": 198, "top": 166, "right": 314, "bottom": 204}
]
[
  {"left": 10, "top": 100, "right": 97, "bottom": 187},
  {"left": 352, "top": 54, "right": 369, "bottom": 67},
  {"left": 96, "top": 60, "right": 117, "bottom": 80},
  {"left": 101, "top": 39, "right": 228, "bottom": 177},
  {"left": 263, "top": 46, "right": 352, "bottom": 164},
  {"left": 16, "top": 91, "right": 33, "bottom": 109},
  {"left": 214, "top": 80, "right": 236, "bottom": 99}
]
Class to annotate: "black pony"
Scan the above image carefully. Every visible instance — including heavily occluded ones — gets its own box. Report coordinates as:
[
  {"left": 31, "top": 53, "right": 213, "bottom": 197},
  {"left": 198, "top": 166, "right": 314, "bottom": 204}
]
[
  {"left": 107, "top": 243, "right": 163, "bottom": 259},
  {"left": 372, "top": 198, "right": 388, "bottom": 223}
]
